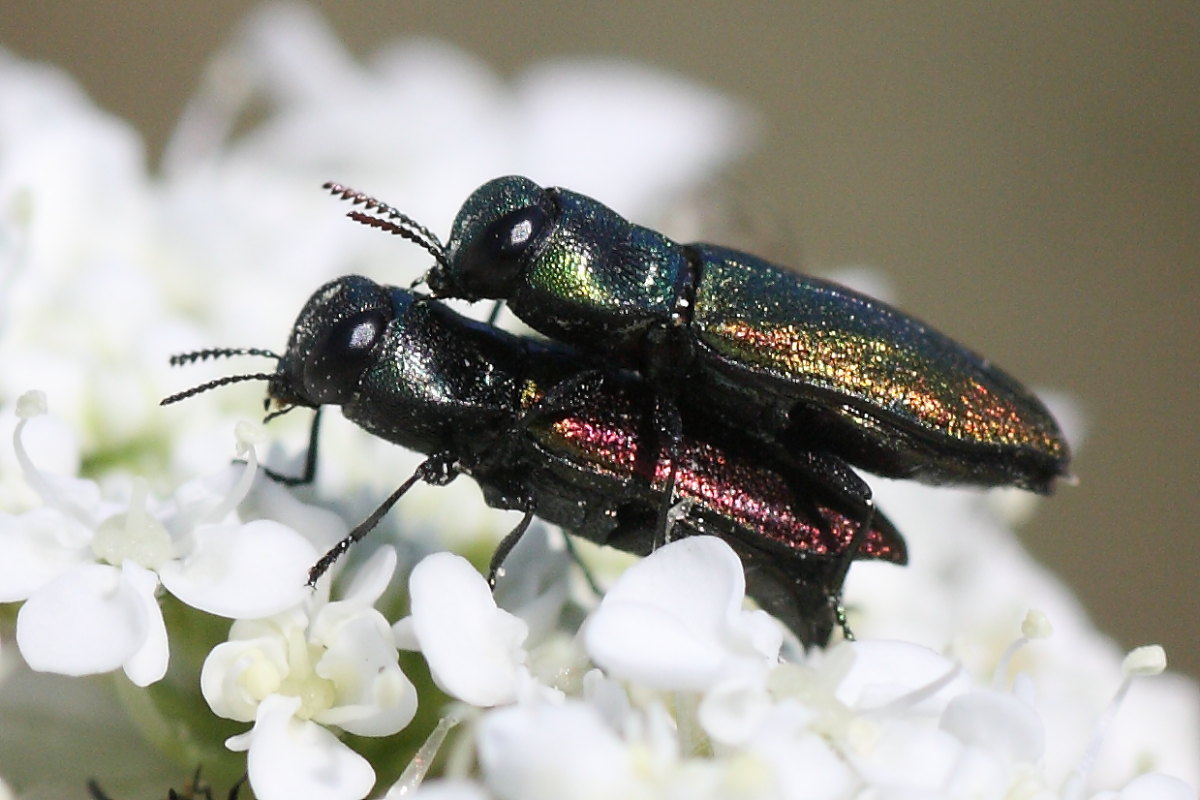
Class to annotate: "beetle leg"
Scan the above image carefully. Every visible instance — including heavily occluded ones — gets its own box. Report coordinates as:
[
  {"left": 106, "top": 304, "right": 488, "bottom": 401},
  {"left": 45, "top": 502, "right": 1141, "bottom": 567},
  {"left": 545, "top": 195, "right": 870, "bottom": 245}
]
[
  {"left": 485, "top": 299, "right": 505, "bottom": 326},
  {"left": 652, "top": 396, "right": 683, "bottom": 547},
  {"left": 833, "top": 602, "right": 853, "bottom": 642},
  {"left": 307, "top": 450, "right": 459, "bottom": 586},
  {"left": 786, "top": 449, "right": 873, "bottom": 508},
  {"left": 506, "top": 370, "right": 608, "bottom": 440},
  {"left": 770, "top": 450, "right": 876, "bottom": 642},
  {"left": 560, "top": 532, "right": 603, "bottom": 597},
  {"left": 828, "top": 498, "right": 877, "bottom": 642},
  {"left": 467, "top": 369, "right": 607, "bottom": 478},
  {"left": 260, "top": 406, "right": 324, "bottom": 486},
  {"left": 487, "top": 501, "right": 536, "bottom": 588},
  {"left": 480, "top": 371, "right": 612, "bottom": 591},
  {"left": 226, "top": 773, "right": 248, "bottom": 800},
  {"left": 86, "top": 779, "right": 114, "bottom": 800}
]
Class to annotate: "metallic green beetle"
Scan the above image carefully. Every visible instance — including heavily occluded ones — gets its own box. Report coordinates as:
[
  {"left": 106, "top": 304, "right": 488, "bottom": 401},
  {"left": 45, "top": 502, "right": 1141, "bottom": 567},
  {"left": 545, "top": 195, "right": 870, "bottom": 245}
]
[{"left": 332, "top": 176, "right": 1070, "bottom": 495}]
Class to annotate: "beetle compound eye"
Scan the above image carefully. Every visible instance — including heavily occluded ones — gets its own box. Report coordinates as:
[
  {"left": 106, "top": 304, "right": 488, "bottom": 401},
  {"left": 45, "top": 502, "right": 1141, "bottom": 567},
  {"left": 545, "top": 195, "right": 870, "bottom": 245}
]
[
  {"left": 303, "top": 309, "right": 389, "bottom": 405},
  {"left": 459, "top": 205, "right": 550, "bottom": 297},
  {"left": 490, "top": 206, "right": 545, "bottom": 257}
]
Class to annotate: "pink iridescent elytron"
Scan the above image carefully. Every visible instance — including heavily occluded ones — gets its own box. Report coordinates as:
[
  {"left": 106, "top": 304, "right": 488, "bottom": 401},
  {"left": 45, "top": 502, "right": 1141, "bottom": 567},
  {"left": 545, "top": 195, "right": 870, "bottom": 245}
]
[{"left": 538, "top": 405, "right": 905, "bottom": 564}]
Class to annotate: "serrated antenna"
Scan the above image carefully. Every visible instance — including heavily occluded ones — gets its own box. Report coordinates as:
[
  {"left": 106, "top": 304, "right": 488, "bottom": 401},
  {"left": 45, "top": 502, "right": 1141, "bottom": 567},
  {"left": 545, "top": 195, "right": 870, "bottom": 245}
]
[{"left": 323, "top": 181, "right": 449, "bottom": 270}]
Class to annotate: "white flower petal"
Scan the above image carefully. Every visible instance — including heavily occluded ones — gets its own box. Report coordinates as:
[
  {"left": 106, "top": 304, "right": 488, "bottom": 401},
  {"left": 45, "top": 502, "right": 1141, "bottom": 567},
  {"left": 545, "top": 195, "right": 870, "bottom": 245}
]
[
  {"left": 847, "top": 718, "right": 963, "bottom": 791},
  {"left": 117, "top": 561, "right": 169, "bottom": 686},
  {"left": 587, "top": 600, "right": 729, "bottom": 691},
  {"left": 15, "top": 563, "right": 147, "bottom": 676},
  {"left": 1093, "top": 772, "right": 1197, "bottom": 800},
  {"left": 202, "top": 636, "right": 290, "bottom": 722},
  {"left": 163, "top": 468, "right": 243, "bottom": 530},
  {"left": 941, "top": 690, "right": 1044, "bottom": 765},
  {"left": 409, "top": 552, "right": 528, "bottom": 707},
  {"left": 836, "top": 640, "right": 967, "bottom": 712},
  {"left": 744, "top": 710, "right": 855, "bottom": 800},
  {"left": 313, "top": 613, "right": 416, "bottom": 737},
  {"left": 391, "top": 616, "right": 419, "bottom": 651},
  {"left": 239, "top": 475, "right": 348, "bottom": 553},
  {"left": 941, "top": 746, "right": 1008, "bottom": 798},
  {"left": 404, "top": 779, "right": 490, "bottom": 800},
  {"left": 308, "top": 548, "right": 398, "bottom": 645},
  {"left": 243, "top": 694, "right": 375, "bottom": 800},
  {"left": 340, "top": 545, "right": 397, "bottom": 608},
  {"left": 478, "top": 702, "right": 647, "bottom": 800},
  {"left": 585, "top": 536, "right": 780, "bottom": 691},
  {"left": 581, "top": 669, "right": 632, "bottom": 732},
  {"left": 158, "top": 519, "right": 316, "bottom": 618},
  {"left": 698, "top": 678, "right": 773, "bottom": 745},
  {"left": 0, "top": 508, "right": 91, "bottom": 601}
]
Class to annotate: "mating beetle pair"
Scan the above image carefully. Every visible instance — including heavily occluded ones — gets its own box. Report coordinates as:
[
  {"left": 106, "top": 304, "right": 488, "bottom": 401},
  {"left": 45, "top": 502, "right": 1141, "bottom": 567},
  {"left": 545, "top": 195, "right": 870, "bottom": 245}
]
[{"left": 165, "top": 176, "right": 1069, "bottom": 646}]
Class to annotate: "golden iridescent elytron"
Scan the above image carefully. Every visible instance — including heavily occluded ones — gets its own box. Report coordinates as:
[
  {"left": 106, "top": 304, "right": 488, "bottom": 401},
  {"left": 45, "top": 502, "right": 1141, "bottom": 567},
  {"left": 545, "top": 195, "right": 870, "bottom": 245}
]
[{"left": 688, "top": 251, "right": 1066, "bottom": 467}]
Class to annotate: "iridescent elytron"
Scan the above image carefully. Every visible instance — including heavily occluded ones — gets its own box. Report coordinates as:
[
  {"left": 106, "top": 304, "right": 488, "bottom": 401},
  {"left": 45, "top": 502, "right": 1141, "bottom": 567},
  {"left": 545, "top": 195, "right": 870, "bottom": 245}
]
[
  {"left": 693, "top": 250, "right": 1057, "bottom": 449},
  {"left": 530, "top": 389, "right": 904, "bottom": 564},
  {"left": 405, "top": 176, "right": 1070, "bottom": 494}
]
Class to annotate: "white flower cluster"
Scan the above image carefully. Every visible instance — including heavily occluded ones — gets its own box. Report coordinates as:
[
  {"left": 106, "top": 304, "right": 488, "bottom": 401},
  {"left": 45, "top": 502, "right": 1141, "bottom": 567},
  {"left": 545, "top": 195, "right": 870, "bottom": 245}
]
[
  {"left": 0, "top": 5, "right": 1195, "bottom": 800},
  {"left": 384, "top": 538, "right": 1192, "bottom": 800},
  {"left": 204, "top": 544, "right": 417, "bottom": 800},
  {"left": 8, "top": 392, "right": 1193, "bottom": 800},
  {"left": 1, "top": 395, "right": 322, "bottom": 686}
]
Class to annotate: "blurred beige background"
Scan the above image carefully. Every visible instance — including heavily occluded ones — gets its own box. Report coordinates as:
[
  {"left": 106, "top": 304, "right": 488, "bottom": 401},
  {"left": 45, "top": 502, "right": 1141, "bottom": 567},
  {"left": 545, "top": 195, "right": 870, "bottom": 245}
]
[{"left": 6, "top": 2, "right": 1197, "bottom": 679}]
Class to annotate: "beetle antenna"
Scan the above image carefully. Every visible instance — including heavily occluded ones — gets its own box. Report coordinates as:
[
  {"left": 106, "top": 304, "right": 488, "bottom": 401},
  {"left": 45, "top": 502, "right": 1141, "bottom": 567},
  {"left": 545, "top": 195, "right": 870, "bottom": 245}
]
[
  {"left": 344, "top": 210, "right": 451, "bottom": 271},
  {"left": 169, "top": 347, "right": 280, "bottom": 366},
  {"left": 160, "top": 373, "right": 275, "bottom": 406},
  {"left": 323, "top": 181, "right": 449, "bottom": 269}
]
